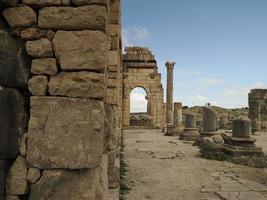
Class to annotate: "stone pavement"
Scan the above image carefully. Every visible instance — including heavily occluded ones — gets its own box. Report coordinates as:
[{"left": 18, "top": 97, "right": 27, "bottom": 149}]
[{"left": 122, "top": 129, "right": 267, "bottom": 200}]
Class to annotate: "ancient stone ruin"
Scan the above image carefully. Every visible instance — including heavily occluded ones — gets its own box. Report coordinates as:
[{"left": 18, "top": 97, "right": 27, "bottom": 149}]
[
  {"left": 223, "top": 117, "right": 265, "bottom": 168},
  {"left": 165, "top": 61, "right": 176, "bottom": 136},
  {"left": 1, "top": 0, "right": 267, "bottom": 199},
  {"left": 180, "top": 112, "right": 199, "bottom": 141},
  {"left": 0, "top": 0, "right": 122, "bottom": 199},
  {"left": 173, "top": 102, "right": 184, "bottom": 135},
  {"left": 122, "top": 47, "right": 164, "bottom": 128},
  {"left": 249, "top": 89, "right": 267, "bottom": 133}
]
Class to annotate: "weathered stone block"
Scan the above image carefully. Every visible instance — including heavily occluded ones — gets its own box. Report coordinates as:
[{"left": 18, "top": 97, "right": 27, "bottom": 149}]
[
  {"left": 0, "top": 30, "right": 30, "bottom": 89},
  {"left": 105, "top": 88, "right": 117, "bottom": 105},
  {"left": 22, "top": 0, "right": 70, "bottom": 7},
  {"left": 3, "top": 5, "right": 37, "bottom": 28},
  {"left": 52, "top": 30, "right": 107, "bottom": 72},
  {"left": 109, "top": 50, "right": 119, "bottom": 66},
  {"left": 19, "top": 133, "right": 28, "bottom": 157},
  {"left": 108, "top": 151, "right": 119, "bottom": 189},
  {"left": 27, "top": 97, "right": 104, "bottom": 169},
  {"left": 99, "top": 154, "right": 108, "bottom": 200},
  {"left": 49, "top": 72, "right": 104, "bottom": 98},
  {"left": 72, "top": 0, "right": 108, "bottom": 6},
  {"left": 38, "top": 5, "right": 107, "bottom": 32},
  {"left": 31, "top": 58, "right": 58, "bottom": 75},
  {"left": 28, "top": 167, "right": 104, "bottom": 200},
  {"left": 27, "top": 168, "right": 41, "bottom": 184},
  {"left": 20, "top": 28, "right": 47, "bottom": 40},
  {"left": 26, "top": 38, "right": 53, "bottom": 58},
  {"left": 6, "top": 156, "right": 28, "bottom": 195},
  {"left": 28, "top": 75, "right": 48, "bottom": 96},
  {"left": 0, "top": 87, "right": 27, "bottom": 160}
]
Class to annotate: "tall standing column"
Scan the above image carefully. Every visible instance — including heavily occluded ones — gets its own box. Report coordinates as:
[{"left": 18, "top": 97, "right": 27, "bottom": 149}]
[
  {"left": 165, "top": 61, "right": 175, "bottom": 124},
  {"left": 165, "top": 61, "right": 175, "bottom": 136}
]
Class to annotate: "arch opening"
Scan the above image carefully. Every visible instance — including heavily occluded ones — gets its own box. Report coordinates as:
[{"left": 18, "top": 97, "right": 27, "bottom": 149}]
[{"left": 130, "top": 87, "right": 151, "bottom": 126}]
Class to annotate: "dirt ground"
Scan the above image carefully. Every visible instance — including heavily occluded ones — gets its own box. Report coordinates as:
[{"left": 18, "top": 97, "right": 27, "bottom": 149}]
[{"left": 122, "top": 129, "right": 267, "bottom": 200}]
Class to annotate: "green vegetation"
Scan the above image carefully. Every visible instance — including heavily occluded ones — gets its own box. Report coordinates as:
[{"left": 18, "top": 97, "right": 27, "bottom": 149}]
[{"left": 119, "top": 134, "right": 131, "bottom": 200}]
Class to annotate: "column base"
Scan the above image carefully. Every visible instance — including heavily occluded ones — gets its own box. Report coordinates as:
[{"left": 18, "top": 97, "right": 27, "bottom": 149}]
[
  {"left": 164, "top": 124, "right": 175, "bottom": 136},
  {"left": 180, "top": 128, "right": 199, "bottom": 141}
]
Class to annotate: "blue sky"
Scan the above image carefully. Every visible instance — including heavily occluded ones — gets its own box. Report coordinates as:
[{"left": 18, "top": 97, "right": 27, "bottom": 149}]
[{"left": 123, "top": 0, "right": 267, "bottom": 111}]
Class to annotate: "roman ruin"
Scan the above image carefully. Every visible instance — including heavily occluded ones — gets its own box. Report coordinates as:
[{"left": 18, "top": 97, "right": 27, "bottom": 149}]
[
  {"left": 1, "top": 1, "right": 267, "bottom": 200},
  {"left": 0, "top": 0, "right": 122, "bottom": 199},
  {"left": 249, "top": 89, "right": 267, "bottom": 133},
  {"left": 165, "top": 61, "right": 175, "bottom": 136},
  {"left": 180, "top": 112, "right": 199, "bottom": 141},
  {"left": 122, "top": 47, "right": 164, "bottom": 128},
  {"left": 173, "top": 102, "right": 184, "bottom": 135},
  {"left": 223, "top": 117, "right": 265, "bottom": 168},
  {"left": 199, "top": 107, "right": 225, "bottom": 159}
]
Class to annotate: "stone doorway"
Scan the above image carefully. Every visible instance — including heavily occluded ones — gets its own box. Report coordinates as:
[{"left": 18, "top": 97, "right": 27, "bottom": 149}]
[{"left": 129, "top": 87, "right": 150, "bottom": 127}]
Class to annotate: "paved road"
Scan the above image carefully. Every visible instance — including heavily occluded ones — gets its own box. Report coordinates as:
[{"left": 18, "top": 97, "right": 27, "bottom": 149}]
[{"left": 122, "top": 129, "right": 267, "bottom": 200}]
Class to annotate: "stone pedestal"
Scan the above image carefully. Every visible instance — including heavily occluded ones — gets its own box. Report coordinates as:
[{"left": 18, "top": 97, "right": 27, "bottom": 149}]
[
  {"left": 164, "top": 61, "right": 175, "bottom": 136},
  {"left": 199, "top": 107, "right": 225, "bottom": 159},
  {"left": 180, "top": 113, "right": 199, "bottom": 141},
  {"left": 165, "top": 124, "right": 175, "bottom": 136},
  {"left": 223, "top": 117, "right": 265, "bottom": 168}
]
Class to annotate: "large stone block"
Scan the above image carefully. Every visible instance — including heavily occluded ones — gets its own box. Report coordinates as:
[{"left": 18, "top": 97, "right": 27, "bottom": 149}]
[
  {"left": 38, "top": 5, "right": 107, "bottom": 32},
  {"left": 26, "top": 38, "right": 53, "bottom": 58},
  {"left": 49, "top": 72, "right": 104, "bottom": 99},
  {"left": 22, "top": 0, "right": 70, "bottom": 7},
  {"left": 27, "top": 97, "right": 104, "bottom": 169},
  {"left": 28, "top": 167, "right": 105, "bottom": 200},
  {"left": 3, "top": 5, "right": 37, "bottom": 28},
  {"left": 6, "top": 156, "right": 28, "bottom": 195},
  {"left": 52, "top": 30, "right": 107, "bottom": 72},
  {"left": 0, "top": 30, "right": 30, "bottom": 89},
  {"left": 0, "top": 87, "right": 27, "bottom": 160}
]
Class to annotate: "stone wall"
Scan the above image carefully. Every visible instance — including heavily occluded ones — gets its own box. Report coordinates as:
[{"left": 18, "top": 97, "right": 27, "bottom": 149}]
[
  {"left": 249, "top": 89, "right": 267, "bottom": 133},
  {"left": 122, "top": 47, "right": 164, "bottom": 128},
  {"left": 0, "top": 0, "right": 121, "bottom": 199},
  {"left": 0, "top": 13, "right": 30, "bottom": 199}
]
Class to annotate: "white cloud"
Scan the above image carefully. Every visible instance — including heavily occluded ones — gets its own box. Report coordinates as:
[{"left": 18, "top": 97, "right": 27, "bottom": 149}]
[
  {"left": 122, "top": 26, "right": 150, "bottom": 51},
  {"left": 130, "top": 89, "right": 147, "bottom": 113},
  {"left": 175, "top": 69, "right": 203, "bottom": 76},
  {"left": 199, "top": 78, "right": 223, "bottom": 87},
  {"left": 219, "top": 81, "right": 267, "bottom": 108},
  {"left": 189, "top": 95, "right": 207, "bottom": 106},
  {"left": 188, "top": 95, "right": 221, "bottom": 107}
]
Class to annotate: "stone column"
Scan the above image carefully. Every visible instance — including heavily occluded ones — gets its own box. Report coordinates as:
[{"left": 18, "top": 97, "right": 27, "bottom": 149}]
[
  {"left": 180, "top": 113, "right": 199, "bottom": 141},
  {"left": 164, "top": 61, "right": 175, "bottom": 136},
  {"left": 202, "top": 106, "right": 217, "bottom": 136},
  {"left": 173, "top": 102, "right": 184, "bottom": 135},
  {"left": 165, "top": 61, "right": 175, "bottom": 124},
  {"left": 232, "top": 117, "right": 251, "bottom": 138},
  {"left": 223, "top": 117, "right": 265, "bottom": 168}
]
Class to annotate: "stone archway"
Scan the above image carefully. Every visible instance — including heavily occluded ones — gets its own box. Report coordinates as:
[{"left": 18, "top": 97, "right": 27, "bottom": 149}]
[{"left": 122, "top": 47, "right": 165, "bottom": 128}]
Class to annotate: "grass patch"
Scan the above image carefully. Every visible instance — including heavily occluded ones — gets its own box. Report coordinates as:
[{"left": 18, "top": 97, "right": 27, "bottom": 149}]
[{"left": 120, "top": 134, "right": 131, "bottom": 200}]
